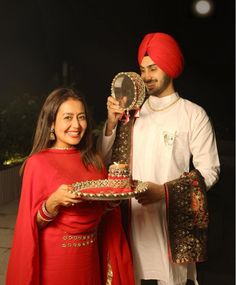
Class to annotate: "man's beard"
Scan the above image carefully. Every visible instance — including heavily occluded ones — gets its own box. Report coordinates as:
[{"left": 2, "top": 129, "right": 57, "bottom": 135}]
[{"left": 145, "top": 75, "right": 171, "bottom": 97}]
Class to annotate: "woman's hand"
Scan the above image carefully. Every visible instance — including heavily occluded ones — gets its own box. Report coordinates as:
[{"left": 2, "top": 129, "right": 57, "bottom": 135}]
[
  {"left": 135, "top": 182, "right": 165, "bottom": 205},
  {"left": 45, "top": 184, "right": 82, "bottom": 215},
  {"left": 105, "top": 96, "right": 124, "bottom": 136},
  {"left": 37, "top": 185, "right": 81, "bottom": 229}
]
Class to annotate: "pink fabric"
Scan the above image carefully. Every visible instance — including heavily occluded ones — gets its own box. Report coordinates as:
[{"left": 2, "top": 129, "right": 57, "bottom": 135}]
[{"left": 138, "top": 32, "right": 184, "bottom": 78}]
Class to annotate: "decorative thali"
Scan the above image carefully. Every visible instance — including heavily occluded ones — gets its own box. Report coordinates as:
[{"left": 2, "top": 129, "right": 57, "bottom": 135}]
[
  {"left": 71, "top": 72, "right": 147, "bottom": 202},
  {"left": 72, "top": 179, "right": 148, "bottom": 201}
]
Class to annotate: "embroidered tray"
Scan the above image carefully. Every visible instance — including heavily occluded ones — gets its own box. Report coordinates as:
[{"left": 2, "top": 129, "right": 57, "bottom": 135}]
[{"left": 72, "top": 179, "right": 148, "bottom": 201}]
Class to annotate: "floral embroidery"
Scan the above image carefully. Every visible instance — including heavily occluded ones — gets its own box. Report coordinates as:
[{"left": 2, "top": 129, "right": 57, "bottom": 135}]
[
  {"left": 165, "top": 169, "right": 209, "bottom": 263},
  {"left": 163, "top": 131, "right": 175, "bottom": 146}
]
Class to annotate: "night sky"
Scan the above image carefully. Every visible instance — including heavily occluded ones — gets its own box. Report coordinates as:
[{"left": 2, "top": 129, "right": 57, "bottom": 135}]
[{"left": 0, "top": 0, "right": 234, "bottom": 138}]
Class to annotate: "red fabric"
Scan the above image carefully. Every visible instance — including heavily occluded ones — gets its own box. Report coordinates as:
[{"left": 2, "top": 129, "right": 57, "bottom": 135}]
[
  {"left": 6, "top": 149, "right": 135, "bottom": 285},
  {"left": 138, "top": 32, "right": 184, "bottom": 78},
  {"left": 98, "top": 207, "right": 135, "bottom": 285}
]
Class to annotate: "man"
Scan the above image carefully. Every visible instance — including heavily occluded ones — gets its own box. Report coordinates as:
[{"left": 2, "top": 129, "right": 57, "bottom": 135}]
[{"left": 98, "top": 32, "right": 220, "bottom": 285}]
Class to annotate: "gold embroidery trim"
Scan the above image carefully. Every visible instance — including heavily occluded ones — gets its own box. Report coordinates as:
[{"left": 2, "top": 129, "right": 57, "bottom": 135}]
[
  {"left": 61, "top": 232, "right": 96, "bottom": 248},
  {"left": 71, "top": 179, "right": 148, "bottom": 200},
  {"left": 106, "top": 255, "right": 113, "bottom": 285},
  {"left": 166, "top": 169, "right": 209, "bottom": 263},
  {"left": 73, "top": 178, "right": 130, "bottom": 189}
]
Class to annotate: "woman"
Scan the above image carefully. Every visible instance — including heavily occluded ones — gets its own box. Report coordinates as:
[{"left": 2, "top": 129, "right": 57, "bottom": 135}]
[{"left": 6, "top": 87, "right": 134, "bottom": 285}]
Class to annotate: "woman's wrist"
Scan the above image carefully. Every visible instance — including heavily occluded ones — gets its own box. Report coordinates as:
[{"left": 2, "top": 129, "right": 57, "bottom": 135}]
[
  {"left": 45, "top": 197, "right": 60, "bottom": 216},
  {"left": 44, "top": 200, "right": 59, "bottom": 218},
  {"left": 36, "top": 200, "right": 59, "bottom": 230},
  {"left": 37, "top": 200, "right": 58, "bottom": 223}
]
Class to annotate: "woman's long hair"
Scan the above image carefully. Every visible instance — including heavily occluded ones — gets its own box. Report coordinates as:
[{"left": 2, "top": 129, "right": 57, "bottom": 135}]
[{"left": 20, "top": 87, "right": 102, "bottom": 174}]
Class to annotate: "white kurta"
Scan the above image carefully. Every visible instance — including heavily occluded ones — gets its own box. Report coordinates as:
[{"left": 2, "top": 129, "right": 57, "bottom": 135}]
[{"left": 98, "top": 92, "right": 220, "bottom": 285}]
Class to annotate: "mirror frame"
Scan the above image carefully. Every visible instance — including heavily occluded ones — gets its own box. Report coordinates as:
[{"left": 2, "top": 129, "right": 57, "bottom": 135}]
[{"left": 111, "top": 72, "right": 146, "bottom": 111}]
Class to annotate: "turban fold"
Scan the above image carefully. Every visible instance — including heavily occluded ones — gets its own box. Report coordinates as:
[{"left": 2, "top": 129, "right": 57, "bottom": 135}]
[{"left": 138, "top": 33, "right": 184, "bottom": 78}]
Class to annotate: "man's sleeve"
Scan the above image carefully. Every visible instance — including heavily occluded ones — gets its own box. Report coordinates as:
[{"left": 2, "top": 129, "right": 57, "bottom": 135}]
[
  {"left": 96, "top": 121, "right": 117, "bottom": 166},
  {"left": 165, "top": 169, "right": 209, "bottom": 264}
]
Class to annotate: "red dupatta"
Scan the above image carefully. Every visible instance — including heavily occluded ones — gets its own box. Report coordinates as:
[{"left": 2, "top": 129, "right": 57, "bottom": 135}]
[
  {"left": 6, "top": 157, "right": 42, "bottom": 285},
  {"left": 6, "top": 150, "right": 135, "bottom": 285},
  {"left": 98, "top": 206, "right": 135, "bottom": 285}
]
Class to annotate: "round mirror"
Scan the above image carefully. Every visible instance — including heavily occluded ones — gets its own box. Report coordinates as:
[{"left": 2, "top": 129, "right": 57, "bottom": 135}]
[{"left": 111, "top": 72, "right": 146, "bottom": 111}]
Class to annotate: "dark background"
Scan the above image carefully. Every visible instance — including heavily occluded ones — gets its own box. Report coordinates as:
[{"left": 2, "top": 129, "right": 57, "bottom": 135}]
[
  {"left": 0, "top": 0, "right": 234, "bottom": 138},
  {"left": 0, "top": 1, "right": 234, "bottom": 284}
]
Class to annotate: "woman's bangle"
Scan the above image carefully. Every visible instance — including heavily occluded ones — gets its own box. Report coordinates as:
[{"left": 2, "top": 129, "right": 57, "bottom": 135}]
[
  {"left": 37, "top": 210, "right": 54, "bottom": 222},
  {"left": 42, "top": 201, "right": 58, "bottom": 218},
  {"left": 37, "top": 201, "right": 58, "bottom": 222}
]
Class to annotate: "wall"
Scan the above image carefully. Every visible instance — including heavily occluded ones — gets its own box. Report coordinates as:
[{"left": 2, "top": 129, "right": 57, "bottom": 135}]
[{"left": 0, "top": 164, "right": 22, "bottom": 206}]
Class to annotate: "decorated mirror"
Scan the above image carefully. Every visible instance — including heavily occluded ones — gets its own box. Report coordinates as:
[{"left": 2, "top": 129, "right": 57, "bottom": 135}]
[{"left": 111, "top": 72, "right": 146, "bottom": 112}]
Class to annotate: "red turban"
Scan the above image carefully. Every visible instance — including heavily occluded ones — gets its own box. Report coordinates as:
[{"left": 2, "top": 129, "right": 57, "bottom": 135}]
[{"left": 138, "top": 33, "right": 184, "bottom": 78}]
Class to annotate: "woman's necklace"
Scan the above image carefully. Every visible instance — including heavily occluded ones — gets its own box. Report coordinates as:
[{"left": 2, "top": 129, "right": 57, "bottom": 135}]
[
  {"left": 147, "top": 96, "right": 180, "bottom": 112},
  {"left": 51, "top": 146, "right": 75, "bottom": 150}
]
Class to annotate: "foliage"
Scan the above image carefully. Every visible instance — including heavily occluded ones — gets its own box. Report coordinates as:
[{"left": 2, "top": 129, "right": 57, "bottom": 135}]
[
  {"left": 0, "top": 93, "right": 43, "bottom": 165},
  {"left": 92, "top": 120, "right": 105, "bottom": 138}
]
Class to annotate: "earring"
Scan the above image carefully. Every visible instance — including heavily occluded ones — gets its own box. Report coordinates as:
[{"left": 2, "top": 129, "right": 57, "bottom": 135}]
[{"left": 49, "top": 128, "right": 56, "bottom": 141}]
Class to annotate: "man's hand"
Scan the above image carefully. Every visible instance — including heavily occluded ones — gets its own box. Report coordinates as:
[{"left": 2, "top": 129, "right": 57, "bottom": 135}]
[
  {"left": 135, "top": 182, "right": 165, "bottom": 205},
  {"left": 105, "top": 96, "right": 124, "bottom": 136}
]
